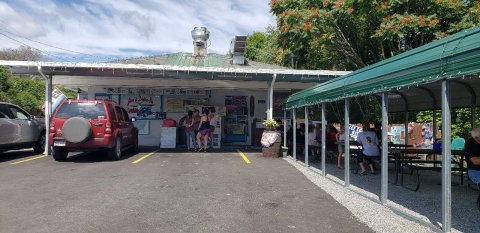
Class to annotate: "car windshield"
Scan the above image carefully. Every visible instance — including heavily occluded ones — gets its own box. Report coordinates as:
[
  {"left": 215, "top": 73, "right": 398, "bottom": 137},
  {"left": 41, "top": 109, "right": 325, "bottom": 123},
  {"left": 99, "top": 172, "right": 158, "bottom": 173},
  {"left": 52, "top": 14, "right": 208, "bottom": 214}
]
[{"left": 55, "top": 102, "right": 106, "bottom": 119}]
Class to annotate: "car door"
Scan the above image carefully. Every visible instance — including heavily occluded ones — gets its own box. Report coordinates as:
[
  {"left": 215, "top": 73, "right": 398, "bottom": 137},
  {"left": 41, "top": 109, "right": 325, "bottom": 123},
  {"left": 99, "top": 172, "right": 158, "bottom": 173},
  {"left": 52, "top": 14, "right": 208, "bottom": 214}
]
[
  {"left": 121, "top": 108, "right": 134, "bottom": 145},
  {"left": 114, "top": 106, "right": 128, "bottom": 145},
  {"left": 0, "top": 103, "right": 17, "bottom": 145},
  {"left": 8, "top": 104, "right": 36, "bottom": 143}
]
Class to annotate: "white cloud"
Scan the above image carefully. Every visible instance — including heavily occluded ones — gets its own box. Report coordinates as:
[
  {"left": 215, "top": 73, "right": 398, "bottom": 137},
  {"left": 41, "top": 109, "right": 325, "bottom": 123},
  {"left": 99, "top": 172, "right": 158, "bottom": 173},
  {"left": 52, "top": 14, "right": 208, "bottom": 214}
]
[{"left": 0, "top": 0, "right": 275, "bottom": 60}]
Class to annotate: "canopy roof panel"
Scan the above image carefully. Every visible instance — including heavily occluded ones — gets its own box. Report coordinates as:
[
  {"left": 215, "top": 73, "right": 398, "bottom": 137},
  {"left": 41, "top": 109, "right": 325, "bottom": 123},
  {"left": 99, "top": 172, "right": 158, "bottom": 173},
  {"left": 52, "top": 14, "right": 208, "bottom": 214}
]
[{"left": 285, "top": 26, "right": 480, "bottom": 109}]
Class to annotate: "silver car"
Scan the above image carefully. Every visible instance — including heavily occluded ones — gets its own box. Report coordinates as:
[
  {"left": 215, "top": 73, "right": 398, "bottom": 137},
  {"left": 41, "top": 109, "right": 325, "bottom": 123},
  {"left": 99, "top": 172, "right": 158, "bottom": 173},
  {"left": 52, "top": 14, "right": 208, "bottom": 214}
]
[{"left": 0, "top": 102, "right": 46, "bottom": 154}]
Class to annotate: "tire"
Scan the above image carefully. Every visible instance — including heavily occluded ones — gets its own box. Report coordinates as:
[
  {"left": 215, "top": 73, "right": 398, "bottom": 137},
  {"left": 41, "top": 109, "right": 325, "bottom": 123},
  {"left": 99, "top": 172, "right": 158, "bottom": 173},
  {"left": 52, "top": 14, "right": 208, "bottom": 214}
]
[
  {"left": 109, "top": 137, "right": 122, "bottom": 160},
  {"left": 33, "top": 132, "right": 46, "bottom": 154},
  {"left": 52, "top": 147, "right": 68, "bottom": 161},
  {"left": 131, "top": 133, "right": 139, "bottom": 153},
  {"left": 62, "top": 117, "right": 91, "bottom": 144}
]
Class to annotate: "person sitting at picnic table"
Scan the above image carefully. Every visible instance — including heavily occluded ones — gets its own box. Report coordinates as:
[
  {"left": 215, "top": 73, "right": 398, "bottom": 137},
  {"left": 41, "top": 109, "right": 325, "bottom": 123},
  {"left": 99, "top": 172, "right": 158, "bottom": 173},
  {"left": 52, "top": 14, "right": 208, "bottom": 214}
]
[
  {"left": 357, "top": 123, "right": 380, "bottom": 175},
  {"left": 465, "top": 128, "right": 480, "bottom": 184}
]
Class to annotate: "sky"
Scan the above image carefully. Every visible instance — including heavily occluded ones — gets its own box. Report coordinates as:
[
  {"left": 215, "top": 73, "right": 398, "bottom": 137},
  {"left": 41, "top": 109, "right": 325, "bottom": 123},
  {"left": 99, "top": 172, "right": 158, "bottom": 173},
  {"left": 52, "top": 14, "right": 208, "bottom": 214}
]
[{"left": 0, "top": 0, "right": 275, "bottom": 61}]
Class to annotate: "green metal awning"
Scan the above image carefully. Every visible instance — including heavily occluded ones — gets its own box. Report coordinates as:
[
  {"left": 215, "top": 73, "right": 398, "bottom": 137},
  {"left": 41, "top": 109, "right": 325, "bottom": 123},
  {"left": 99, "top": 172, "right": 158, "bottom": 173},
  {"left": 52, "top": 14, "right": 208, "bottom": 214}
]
[{"left": 285, "top": 26, "right": 480, "bottom": 109}]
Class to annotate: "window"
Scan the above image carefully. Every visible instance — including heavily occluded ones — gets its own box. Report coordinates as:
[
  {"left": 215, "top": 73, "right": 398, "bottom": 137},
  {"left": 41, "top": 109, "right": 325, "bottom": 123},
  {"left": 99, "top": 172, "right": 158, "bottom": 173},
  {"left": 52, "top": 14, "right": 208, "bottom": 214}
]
[
  {"left": 121, "top": 108, "right": 130, "bottom": 122},
  {"left": 0, "top": 104, "right": 12, "bottom": 119},
  {"left": 115, "top": 107, "right": 125, "bottom": 121},
  {"left": 9, "top": 106, "right": 29, "bottom": 120},
  {"left": 108, "top": 104, "right": 117, "bottom": 121},
  {"left": 55, "top": 102, "right": 106, "bottom": 119}
]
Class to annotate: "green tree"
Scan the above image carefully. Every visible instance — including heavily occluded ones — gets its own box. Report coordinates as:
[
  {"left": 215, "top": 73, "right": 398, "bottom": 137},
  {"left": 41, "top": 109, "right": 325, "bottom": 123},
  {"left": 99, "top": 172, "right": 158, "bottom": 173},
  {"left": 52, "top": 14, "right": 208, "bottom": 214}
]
[
  {"left": 245, "top": 27, "right": 290, "bottom": 67},
  {"left": 270, "top": 0, "right": 480, "bottom": 69}
]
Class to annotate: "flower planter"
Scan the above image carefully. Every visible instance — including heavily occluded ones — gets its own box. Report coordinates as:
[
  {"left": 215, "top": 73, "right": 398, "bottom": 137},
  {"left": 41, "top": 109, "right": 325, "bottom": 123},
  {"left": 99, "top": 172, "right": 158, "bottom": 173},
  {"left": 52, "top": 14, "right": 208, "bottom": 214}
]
[{"left": 261, "top": 130, "right": 282, "bottom": 158}]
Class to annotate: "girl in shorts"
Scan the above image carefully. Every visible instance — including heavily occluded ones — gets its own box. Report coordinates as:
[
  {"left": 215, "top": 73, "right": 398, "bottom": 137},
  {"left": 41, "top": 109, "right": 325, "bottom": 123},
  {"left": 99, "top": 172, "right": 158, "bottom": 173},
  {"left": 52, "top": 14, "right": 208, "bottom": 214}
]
[{"left": 196, "top": 109, "right": 211, "bottom": 152}]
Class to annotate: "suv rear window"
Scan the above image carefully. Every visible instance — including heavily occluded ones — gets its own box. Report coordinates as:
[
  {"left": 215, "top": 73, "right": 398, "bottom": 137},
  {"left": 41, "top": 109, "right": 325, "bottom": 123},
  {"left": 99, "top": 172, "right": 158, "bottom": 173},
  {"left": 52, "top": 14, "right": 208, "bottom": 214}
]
[{"left": 55, "top": 102, "right": 106, "bottom": 119}]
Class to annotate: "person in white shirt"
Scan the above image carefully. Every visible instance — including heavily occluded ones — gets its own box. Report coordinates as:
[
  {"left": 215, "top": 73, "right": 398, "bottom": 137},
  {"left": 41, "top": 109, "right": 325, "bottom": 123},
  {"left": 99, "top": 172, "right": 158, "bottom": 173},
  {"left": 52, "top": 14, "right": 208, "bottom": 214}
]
[{"left": 357, "top": 123, "right": 380, "bottom": 175}]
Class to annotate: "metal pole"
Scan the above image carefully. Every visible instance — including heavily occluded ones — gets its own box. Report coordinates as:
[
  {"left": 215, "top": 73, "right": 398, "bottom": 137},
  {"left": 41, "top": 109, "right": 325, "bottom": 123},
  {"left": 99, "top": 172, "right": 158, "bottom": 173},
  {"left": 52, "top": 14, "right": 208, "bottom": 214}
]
[
  {"left": 381, "top": 93, "right": 389, "bottom": 204},
  {"left": 267, "top": 74, "right": 276, "bottom": 120},
  {"left": 293, "top": 109, "right": 297, "bottom": 161},
  {"left": 321, "top": 103, "right": 326, "bottom": 176},
  {"left": 45, "top": 75, "right": 52, "bottom": 155},
  {"left": 433, "top": 109, "right": 437, "bottom": 141},
  {"left": 404, "top": 112, "right": 409, "bottom": 145},
  {"left": 305, "top": 106, "right": 309, "bottom": 166},
  {"left": 283, "top": 110, "right": 287, "bottom": 148},
  {"left": 344, "top": 99, "right": 350, "bottom": 187},
  {"left": 441, "top": 80, "right": 451, "bottom": 232}
]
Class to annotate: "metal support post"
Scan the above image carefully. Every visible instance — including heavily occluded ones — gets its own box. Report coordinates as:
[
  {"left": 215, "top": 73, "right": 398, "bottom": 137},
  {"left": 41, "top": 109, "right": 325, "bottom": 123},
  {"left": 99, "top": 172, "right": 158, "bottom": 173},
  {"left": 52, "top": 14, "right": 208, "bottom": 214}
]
[
  {"left": 344, "top": 99, "right": 350, "bottom": 187},
  {"left": 283, "top": 110, "right": 287, "bottom": 148},
  {"left": 404, "top": 112, "right": 409, "bottom": 145},
  {"left": 305, "top": 106, "right": 309, "bottom": 166},
  {"left": 293, "top": 109, "right": 297, "bottom": 160},
  {"left": 267, "top": 74, "right": 276, "bottom": 120},
  {"left": 441, "top": 80, "right": 451, "bottom": 232},
  {"left": 321, "top": 103, "right": 326, "bottom": 176},
  {"left": 380, "top": 93, "right": 389, "bottom": 204}
]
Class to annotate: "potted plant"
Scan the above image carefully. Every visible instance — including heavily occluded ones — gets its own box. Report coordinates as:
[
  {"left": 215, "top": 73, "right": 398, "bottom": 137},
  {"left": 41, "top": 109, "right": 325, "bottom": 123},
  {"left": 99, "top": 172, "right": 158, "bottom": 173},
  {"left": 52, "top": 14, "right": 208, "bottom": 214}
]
[{"left": 260, "top": 119, "right": 282, "bottom": 157}]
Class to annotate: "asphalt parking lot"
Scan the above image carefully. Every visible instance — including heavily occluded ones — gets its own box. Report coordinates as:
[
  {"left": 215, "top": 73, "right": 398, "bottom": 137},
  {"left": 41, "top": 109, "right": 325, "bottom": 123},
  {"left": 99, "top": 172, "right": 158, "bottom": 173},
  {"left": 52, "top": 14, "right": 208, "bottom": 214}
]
[{"left": 0, "top": 149, "right": 372, "bottom": 233}]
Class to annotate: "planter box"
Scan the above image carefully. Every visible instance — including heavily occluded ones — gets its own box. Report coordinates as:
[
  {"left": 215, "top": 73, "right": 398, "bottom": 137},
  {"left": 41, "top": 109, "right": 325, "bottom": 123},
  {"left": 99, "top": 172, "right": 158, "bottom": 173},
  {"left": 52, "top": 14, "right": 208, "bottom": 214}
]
[{"left": 261, "top": 131, "right": 281, "bottom": 158}]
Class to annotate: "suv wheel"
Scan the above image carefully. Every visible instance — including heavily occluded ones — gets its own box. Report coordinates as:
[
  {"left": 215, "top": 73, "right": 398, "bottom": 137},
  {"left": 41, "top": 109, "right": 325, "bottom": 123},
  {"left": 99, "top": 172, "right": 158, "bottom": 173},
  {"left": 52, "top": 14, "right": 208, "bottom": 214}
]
[
  {"left": 109, "top": 137, "right": 122, "bottom": 160},
  {"left": 33, "top": 133, "right": 46, "bottom": 154},
  {"left": 52, "top": 147, "right": 68, "bottom": 161}
]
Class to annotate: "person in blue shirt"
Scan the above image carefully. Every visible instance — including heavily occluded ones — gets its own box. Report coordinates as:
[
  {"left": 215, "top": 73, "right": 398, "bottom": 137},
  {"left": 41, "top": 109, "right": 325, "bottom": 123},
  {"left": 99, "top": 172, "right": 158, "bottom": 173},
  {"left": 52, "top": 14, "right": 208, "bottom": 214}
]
[{"left": 357, "top": 123, "right": 380, "bottom": 175}]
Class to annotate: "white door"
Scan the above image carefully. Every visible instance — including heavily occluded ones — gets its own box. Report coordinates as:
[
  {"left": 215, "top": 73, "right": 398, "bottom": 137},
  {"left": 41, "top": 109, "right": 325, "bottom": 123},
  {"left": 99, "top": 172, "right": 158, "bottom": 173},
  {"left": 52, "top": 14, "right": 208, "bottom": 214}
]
[{"left": 8, "top": 105, "right": 36, "bottom": 143}]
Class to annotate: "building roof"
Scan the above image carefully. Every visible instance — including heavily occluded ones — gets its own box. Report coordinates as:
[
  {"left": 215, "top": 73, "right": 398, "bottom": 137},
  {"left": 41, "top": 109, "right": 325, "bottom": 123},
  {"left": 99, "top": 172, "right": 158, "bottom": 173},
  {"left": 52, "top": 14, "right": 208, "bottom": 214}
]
[{"left": 115, "top": 52, "right": 287, "bottom": 70}]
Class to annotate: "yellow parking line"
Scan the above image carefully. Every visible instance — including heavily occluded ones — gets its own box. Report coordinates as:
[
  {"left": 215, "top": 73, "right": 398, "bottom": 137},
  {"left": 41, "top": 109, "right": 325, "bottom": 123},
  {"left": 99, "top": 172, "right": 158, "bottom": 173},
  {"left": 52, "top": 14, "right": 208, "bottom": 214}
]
[
  {"left": 236, "top": 149, "right": 251, "bottom": 164},
  {"left": 11, "top": 155, "right": 48, "bottom": 165},
  {"left": 132, "top": 150, "right": 159, "bottom": 164}
]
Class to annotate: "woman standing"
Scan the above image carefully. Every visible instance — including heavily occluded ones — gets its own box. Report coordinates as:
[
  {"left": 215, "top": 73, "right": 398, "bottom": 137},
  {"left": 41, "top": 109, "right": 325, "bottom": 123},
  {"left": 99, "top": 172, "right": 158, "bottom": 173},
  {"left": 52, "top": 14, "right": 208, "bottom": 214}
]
[
  {"left": 196, "top": 109, "right": 211, "bottom": 152},
  {"left": 336, "top": 124, "right": 346, "bottom": 169}
]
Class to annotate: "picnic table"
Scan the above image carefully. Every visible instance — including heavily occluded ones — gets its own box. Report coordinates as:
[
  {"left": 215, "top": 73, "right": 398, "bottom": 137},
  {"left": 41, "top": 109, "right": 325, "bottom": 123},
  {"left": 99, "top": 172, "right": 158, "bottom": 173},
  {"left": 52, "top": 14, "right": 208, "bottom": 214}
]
[{"left": 390, "top": 148, "right": 465, "bottom": 191}]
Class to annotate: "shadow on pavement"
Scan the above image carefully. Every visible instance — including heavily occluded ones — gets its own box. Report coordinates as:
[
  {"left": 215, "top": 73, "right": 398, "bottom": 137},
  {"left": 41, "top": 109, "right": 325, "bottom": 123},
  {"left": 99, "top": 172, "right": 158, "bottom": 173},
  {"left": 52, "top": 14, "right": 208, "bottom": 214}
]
[{"left": 0, "top": 149, "right": 40, "bottom": 163}]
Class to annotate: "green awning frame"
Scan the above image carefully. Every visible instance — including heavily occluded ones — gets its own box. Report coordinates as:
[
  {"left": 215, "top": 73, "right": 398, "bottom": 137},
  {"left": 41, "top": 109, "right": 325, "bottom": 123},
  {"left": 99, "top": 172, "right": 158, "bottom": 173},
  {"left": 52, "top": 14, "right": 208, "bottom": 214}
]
[{"left": 285, "top": 26, "right": 480, "bottom": 109}]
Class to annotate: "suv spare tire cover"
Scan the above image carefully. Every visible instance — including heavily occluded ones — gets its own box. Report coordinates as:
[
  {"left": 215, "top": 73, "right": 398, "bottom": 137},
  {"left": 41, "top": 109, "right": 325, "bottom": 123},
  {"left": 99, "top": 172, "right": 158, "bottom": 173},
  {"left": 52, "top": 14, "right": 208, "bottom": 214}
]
[{"left": 62, "top": 117, "right": 92, "bottom": 143}]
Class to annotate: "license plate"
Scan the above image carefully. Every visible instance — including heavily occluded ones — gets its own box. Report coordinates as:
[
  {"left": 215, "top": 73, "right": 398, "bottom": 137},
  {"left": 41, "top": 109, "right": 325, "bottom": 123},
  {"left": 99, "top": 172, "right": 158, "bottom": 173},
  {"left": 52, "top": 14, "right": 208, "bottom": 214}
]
[{"left": 54, "top": 141, "right": 66, "bottom": 147}]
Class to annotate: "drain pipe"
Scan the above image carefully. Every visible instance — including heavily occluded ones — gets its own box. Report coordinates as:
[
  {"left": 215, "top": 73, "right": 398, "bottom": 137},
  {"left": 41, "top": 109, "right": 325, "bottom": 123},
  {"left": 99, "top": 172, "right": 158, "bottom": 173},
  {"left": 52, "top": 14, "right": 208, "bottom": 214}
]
[{"left": 38, "top": 64, "right": 52, "bottom": 155}]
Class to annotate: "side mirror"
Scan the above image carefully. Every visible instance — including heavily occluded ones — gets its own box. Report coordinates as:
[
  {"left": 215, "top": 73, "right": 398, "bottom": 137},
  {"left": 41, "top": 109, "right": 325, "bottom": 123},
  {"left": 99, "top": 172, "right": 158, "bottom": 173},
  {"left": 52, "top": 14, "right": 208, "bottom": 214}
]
[
  {"left": 30, "top": 115, "right": 36, "bottom": 121},
  {"left": 131, "top": 117, "right": 136, "bottom": 122}
]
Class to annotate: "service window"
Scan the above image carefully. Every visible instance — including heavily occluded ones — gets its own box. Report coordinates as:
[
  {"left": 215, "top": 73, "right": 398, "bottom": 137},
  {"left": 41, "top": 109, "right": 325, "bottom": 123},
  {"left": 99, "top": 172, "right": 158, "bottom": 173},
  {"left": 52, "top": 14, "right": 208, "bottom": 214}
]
[
  {"left": 108, "top": 104, "right": 117, "bottom": 121},
  {"left": 8, "top": 105, "right": 29, "bottom": 120},
  {"left": 115, "top": 107, "right": 125, "bottom": 121}
]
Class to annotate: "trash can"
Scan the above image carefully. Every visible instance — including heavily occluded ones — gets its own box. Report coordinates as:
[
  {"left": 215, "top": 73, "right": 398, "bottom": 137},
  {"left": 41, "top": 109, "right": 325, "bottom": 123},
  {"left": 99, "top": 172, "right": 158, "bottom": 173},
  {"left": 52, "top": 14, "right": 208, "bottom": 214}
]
[{"left": 281, "top": 146, "right": 288, "bottom": 157}]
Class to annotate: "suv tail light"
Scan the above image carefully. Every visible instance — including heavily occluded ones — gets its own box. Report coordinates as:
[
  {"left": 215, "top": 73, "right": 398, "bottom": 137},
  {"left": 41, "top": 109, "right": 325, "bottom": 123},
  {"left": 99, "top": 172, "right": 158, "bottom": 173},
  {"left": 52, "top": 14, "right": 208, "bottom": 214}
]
[
  {"left": 49, "top": 124, "right": 55, "bottom": 133},
  {"left": 105, "top": 122, "right": 112, "bottom": 134}
]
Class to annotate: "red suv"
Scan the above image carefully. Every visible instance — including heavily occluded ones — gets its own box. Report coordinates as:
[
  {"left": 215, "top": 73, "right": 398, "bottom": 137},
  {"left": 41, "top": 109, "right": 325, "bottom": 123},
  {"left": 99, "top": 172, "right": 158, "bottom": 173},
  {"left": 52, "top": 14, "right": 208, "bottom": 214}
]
[{"left": 49, "top": 100, "right": 139, "bottom": 161}]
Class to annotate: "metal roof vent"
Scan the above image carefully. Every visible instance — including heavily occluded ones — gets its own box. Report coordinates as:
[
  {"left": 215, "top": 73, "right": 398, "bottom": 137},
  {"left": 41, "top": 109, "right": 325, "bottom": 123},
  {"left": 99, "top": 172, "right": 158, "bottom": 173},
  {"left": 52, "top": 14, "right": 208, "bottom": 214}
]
[
  {"left": 191, "top": 27, "right": 210, "bottom": 57},
  {"left": 230, "top": 35, "right": 247, "bottom": 65}
]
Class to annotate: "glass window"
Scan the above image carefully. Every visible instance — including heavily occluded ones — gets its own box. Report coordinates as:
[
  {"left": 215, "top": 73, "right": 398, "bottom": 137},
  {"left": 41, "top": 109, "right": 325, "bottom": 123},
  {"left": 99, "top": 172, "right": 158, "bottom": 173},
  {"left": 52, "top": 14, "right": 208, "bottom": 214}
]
[
  {"left": 108, "top": 104, "right": 117, "bottom": 121},
  {"left": 115, "top": 107, "right": 125, "bottom": 121},
  {"left": 55, "top": 102, "right": 106, "bottom": 119},
  {"left": 0, "top": 104, "right": 12, "bottom": 118},
  {"left": 9, "top": 106, "right": 29, "bottom": 120},
  {"left": 121, "top": 108, "right": 130, "bottom": 122}
]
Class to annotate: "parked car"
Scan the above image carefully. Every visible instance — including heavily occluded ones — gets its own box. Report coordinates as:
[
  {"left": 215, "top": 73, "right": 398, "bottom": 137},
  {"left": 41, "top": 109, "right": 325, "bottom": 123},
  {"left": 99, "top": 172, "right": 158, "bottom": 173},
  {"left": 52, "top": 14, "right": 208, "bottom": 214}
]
[
  {"left": 49, "top": 99, "right": 139, "bottom": 161},
  {"left": 0, "top": 102, "right": 46, "bottom": 154}
]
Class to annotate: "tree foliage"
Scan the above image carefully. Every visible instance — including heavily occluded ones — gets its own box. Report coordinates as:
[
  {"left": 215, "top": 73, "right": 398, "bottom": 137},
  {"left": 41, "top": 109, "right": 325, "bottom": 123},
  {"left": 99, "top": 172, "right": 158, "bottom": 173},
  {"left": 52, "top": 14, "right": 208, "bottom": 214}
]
[{"left": 270, "top": 0, "right": 480, "bottom": 70}]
